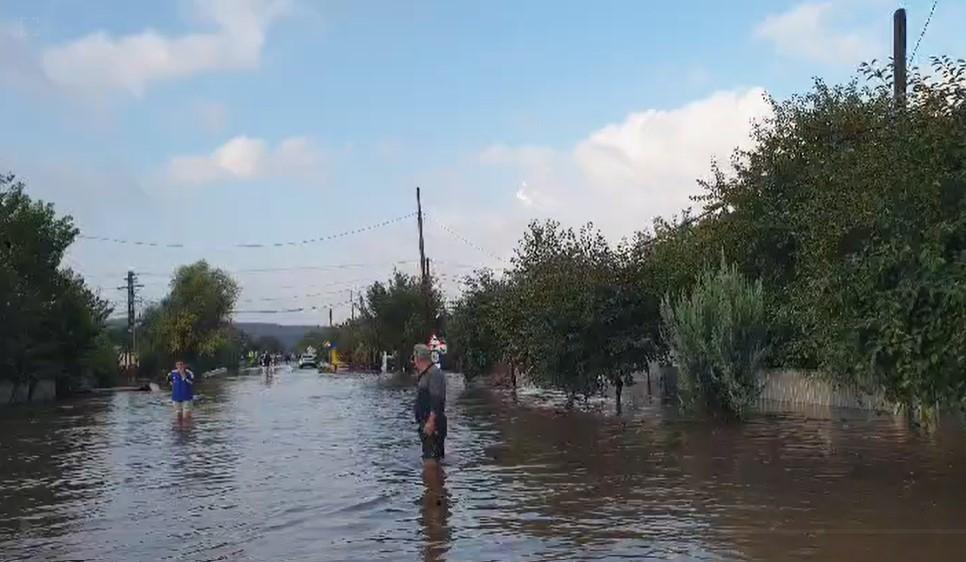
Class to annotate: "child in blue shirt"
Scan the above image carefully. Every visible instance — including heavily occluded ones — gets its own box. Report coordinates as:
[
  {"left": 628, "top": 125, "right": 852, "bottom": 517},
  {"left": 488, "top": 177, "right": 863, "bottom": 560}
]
[{"left": 168, "top": 360, "right": 195, "bottom": 418}]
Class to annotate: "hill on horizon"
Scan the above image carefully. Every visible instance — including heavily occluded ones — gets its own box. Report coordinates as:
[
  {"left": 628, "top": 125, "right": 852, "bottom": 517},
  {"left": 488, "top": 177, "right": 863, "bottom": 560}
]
[
  {"left": 235, "top": 322, "right": 323, "bottom": 350},
  {"left": 105, "top": 319, "right": 324, "bottom": 351}
]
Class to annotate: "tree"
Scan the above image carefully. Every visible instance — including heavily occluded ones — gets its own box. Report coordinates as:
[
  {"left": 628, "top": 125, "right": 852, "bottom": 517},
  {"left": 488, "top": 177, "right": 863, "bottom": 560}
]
[
  {"left": 448, "top": 270, "right": 507, "bottom": 380},
  {"left": 694, "top": 57, "right": 966, "bottom": 413},
  {"left": 332, "top": 317, "right": 375, "bottom": 368},
  {"left": 504, "top": 221, "right": 658, "bottom": 410},
  {"left": 1, "top": 174, "right": 112, "bottom": 392},
  {"left": 357, "top": 271, "right": 443, "bottom": 371},
  {"left": 152, "top": 261, "right": 239, "bottom": 371}
]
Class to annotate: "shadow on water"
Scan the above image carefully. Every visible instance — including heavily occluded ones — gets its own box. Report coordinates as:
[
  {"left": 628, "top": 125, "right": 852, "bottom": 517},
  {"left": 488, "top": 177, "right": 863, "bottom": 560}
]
[{"left": 2, "top": 369, "right": 965, "bottom": 561}]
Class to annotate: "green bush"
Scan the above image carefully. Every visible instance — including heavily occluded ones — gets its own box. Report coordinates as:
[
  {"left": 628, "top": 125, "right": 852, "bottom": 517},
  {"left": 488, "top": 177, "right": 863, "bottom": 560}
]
[{"left": 661, "top": 258, "right": 768, "bottom": 417}]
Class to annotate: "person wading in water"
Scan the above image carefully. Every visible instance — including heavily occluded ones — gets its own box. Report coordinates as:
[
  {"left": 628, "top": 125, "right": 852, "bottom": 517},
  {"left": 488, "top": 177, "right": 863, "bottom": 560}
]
[
  {"left": 168, "top": 360, "right": 195, "bottom": 420},
  {"left": 413, "top": 344, "right": 447, "bottom": 469}
]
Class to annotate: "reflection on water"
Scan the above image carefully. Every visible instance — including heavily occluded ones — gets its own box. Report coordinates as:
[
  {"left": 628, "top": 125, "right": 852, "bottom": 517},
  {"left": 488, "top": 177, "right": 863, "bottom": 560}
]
[
  {"left": 420, "top": 467, "right": 451, "bottom": 562},
  {"left": 1, "top": 368, "right": 965, "bottom": 561}
]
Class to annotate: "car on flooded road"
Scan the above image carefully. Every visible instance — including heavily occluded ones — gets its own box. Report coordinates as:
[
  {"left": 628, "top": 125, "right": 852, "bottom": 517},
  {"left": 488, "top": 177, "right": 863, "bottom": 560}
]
[{"left": 297, "top": 353, "right": 317, "bottom": 369}]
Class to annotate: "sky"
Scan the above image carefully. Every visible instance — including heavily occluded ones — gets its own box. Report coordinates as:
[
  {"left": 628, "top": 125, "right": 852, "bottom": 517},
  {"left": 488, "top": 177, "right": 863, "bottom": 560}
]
[{"left": 2, "top": 0, "right": 963, "bottom": 324}]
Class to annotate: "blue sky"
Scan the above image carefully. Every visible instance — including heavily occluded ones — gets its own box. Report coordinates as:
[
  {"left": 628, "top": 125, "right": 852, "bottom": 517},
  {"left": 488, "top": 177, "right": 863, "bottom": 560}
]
[{"left": 2, "top": 0, "right": 963, "bottom": 323}]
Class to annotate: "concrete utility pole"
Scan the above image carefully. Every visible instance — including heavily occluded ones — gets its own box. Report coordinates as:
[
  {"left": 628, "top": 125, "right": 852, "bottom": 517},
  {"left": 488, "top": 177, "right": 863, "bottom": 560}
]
[
  {"left": 894, "top": 8, "right": 907, "bottom": 102},
  {"left": 118, "top": 270, "right": 143, "bottom": 365}
]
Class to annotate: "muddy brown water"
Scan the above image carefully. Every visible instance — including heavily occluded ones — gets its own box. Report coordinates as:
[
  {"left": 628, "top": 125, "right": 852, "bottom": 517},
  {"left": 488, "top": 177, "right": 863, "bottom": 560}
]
[{"left": 1, "top": 368, "right": 965, "bottom": 561}]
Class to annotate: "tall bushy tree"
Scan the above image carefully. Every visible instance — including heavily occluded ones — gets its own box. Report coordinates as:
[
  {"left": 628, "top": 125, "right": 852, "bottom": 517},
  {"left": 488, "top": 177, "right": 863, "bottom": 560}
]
[
  {"left": 506, "top": 221, "right": 658, "bottom": 408},
  {"left": 1, "top": 174, "right": 112, "bottom": 391},
  {"left": 696, "top": 57, "right": 966, "bottom": 411},
  {"left": 448, "top": 270, "right": 508, "bottom": 380},
  {"left": 354, "top": 271, "right": 443, "bottom": 371},
  {"left": 155, "top": 261, "right": 239, "bottom": 366}
]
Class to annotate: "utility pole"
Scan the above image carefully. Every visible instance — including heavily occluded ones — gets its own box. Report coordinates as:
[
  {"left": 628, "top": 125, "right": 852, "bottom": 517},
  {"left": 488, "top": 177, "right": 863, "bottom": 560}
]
[
  {"left": 350, "top": 289, "right": 355, "bottom": 321},
  {"left": 118, "top": 270, "right": 143, "bottom": 367},
  {"left": 416, "top": 187, "right": 427, "bottom": 282},
  {"left": 329, "top": 307, "right": 333, "bottom": 327},
  {"left": 894, "top": 8, "right": 907, "bottom": 102},
  {"left": 416, "top": 188, "right": 433, "bottom": 336}
]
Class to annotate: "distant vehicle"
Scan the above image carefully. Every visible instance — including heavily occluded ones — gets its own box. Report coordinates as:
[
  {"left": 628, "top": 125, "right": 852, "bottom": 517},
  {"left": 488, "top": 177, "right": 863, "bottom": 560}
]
[{"left": 297, "top": 353, "right": 317, "bottom": 369}]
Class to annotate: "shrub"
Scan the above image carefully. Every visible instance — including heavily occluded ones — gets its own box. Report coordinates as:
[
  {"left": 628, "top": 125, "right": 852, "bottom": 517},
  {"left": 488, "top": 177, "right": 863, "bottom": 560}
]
[{"left": 661, "top": 258, "right": 768, "bottom": 417}]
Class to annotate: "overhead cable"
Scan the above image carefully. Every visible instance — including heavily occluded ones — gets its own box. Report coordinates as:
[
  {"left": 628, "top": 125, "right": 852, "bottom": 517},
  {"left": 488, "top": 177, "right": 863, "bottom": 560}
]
[
  {"left": 76, "top": 213, "right": 415, "bottom": 249},
  {"left": 911, "top": 0, "right": 940, "bottom": 62}
]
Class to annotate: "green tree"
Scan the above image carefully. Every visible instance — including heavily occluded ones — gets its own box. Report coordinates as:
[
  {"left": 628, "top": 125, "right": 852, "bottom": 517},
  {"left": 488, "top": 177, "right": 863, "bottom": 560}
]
[
  {"left": 358, "top": 271, "right": 443, "bottom": 371},
  {"left": 332, "top": 317, "right": 374, "bottom": 367},
  {"left": 505, "top": 221, "right": 658, "bottom": 410},
  {"left": 448, "top": 270, "right": 507, "bottom": 380},
  {"left": 694, "top": 57, "right": 966, "bottom": 413},
  {"left": 153, "top": 261, "right": 239, "bottom": 371},
  {"left": 1, "top": 174, "right": 112, "bottom": 393}
]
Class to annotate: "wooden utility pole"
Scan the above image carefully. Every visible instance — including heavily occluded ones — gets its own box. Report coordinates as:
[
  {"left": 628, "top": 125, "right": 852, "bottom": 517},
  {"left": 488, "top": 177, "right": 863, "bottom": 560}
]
[
  {"left": 894, "top": 8, "right": 907, "bottom": 102},
  {"left": 329, "top": 307, "right": 333, "bottom": 327},
  {"left": 416, "top": 187, "right": 427, "bottom": 282},
  {"left": 416, "top": 189, "right": 435, "bottom": 336}
]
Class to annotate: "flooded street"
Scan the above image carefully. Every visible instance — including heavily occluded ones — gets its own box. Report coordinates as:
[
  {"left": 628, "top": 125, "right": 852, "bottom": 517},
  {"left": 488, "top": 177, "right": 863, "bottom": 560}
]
[{"left": 2, "top": 369, "right": 965, "bottom": 561}]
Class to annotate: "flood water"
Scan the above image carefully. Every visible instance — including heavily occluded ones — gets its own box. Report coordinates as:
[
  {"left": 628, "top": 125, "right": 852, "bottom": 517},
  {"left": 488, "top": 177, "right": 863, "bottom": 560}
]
[{"left": 2, "top": 368, "right": 965, "bottom": 561}]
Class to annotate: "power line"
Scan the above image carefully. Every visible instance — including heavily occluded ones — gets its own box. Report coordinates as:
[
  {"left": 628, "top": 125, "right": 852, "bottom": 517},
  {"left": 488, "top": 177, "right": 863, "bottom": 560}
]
[
  {"left": 77, "top": 235, "right": 184, "bottom": 248},
  {"left": 237, "top": 287, "right": 354, "bottom": 303},
  {"left": 76, "top": 213, "right": 415, "bottom": 249},
  {"left": 424, "top": 214, "right": 507, "bottom": 263},
  {"left": 81, "top": 261, "right": 419, "bottom": 281},
  {"left": 229, "top": 261, "right": 417, "bottom": 274},
  {"left": 235, "top": 213, "right": 416, "bottom": 248},
  {"left": 911, "top": 0, "right": 939, "bottom": 62},
  {"left": 232, "top": 296, "right": 355, "bottom": 315}
]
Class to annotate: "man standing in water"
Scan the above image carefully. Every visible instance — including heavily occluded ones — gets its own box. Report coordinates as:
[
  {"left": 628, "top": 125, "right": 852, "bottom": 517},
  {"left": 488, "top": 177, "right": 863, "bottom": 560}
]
[
  {"left": 169, "top": 360, "right": 195, "bottom": 419},
  {"left": 413, "top": 344, "right": 447, "bottom": 467}
]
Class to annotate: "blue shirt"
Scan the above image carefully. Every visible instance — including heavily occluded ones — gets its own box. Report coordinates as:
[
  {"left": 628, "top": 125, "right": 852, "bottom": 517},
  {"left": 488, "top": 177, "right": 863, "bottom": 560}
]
[{"left": 169, "top": 370, "right": 195, "bottom": 402}]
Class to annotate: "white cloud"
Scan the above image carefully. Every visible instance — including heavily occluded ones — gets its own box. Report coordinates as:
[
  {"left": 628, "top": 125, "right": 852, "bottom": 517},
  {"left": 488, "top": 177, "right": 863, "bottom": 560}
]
[
  {"left": 755, "top": 2, "right": 878, "bottom": 65},
  {"left": 166, "top": 135, "right": 323, "bottom": 185},
  {"left": 40, "top": 0, "right": 289, "bottom": 97},
  {"left": 476, "top": 88, "right": 773, "bottom": 238},
  {"left": 573, "top": 88, "right": 769, "bottom": 218}
]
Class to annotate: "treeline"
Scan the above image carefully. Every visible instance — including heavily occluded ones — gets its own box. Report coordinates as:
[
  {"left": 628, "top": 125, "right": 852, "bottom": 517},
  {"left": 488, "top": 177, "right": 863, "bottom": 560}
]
[
  {"left": 447, "top": 58, "right": 966, "bottom": 416},
  {"left": 1, "top": 175, "right": 116, "bottom": 394}
]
